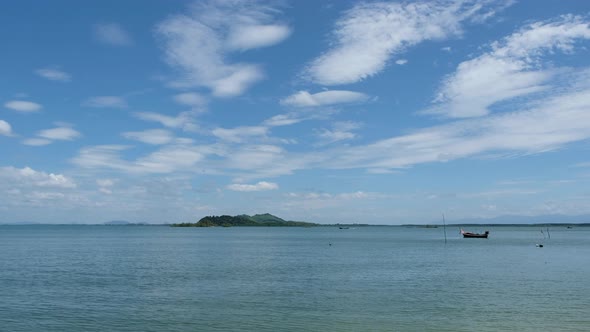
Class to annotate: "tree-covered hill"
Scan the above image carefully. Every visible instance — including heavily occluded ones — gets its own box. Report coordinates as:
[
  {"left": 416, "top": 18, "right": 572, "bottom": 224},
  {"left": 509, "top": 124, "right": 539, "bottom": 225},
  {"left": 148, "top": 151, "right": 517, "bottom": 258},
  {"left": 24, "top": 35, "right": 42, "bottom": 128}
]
[{"left": 171, "top": 214, "right": 316, "bottom": 227}]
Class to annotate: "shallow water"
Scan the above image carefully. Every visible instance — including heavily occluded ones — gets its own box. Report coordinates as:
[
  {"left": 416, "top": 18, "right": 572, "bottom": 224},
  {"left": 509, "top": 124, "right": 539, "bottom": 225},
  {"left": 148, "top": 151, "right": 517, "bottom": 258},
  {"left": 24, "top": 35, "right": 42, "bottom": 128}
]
[{"left": 1, "top": 225, "right": 588, "bottom": 331}]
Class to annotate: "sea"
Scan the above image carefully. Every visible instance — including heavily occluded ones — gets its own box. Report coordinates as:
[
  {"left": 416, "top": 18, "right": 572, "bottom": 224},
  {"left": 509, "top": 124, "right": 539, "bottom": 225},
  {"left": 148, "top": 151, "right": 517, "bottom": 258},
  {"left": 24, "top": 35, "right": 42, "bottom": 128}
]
[{"left": 0, "top": 225, "right": 588, "bottom": 331}]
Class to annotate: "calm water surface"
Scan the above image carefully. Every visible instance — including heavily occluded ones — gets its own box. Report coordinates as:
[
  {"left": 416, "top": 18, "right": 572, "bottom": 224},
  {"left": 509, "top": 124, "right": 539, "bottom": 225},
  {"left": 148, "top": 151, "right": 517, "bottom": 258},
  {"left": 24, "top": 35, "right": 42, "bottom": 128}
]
[{"left": 1, "top": 225, "right": 589, "bottom": 331}]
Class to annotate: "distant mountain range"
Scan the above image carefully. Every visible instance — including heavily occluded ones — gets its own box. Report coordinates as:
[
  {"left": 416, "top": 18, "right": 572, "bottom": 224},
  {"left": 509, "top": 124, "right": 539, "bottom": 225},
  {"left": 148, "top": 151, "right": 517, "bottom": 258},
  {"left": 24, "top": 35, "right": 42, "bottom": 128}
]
[
  {"left": 104, "top": 220, "right": 132, "bottom": 225},
  {"left": 3, "top": 213, "right": 590, "bottom": 226},
  {"left": 444, "top": 214, "right": 590, "bottom": 225},
  {"left": 171, "top": 213, "right": 316, "bottom": 227},
  {"left": 104, "top": 220, "right": 150, "bottom": 225}
]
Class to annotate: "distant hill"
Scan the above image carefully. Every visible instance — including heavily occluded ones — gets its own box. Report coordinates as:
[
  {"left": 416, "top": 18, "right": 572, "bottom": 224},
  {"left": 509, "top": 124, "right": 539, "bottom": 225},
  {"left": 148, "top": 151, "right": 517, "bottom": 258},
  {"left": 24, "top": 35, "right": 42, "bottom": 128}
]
[
  {"left": 104, "top": 220, "right": 149, "bottom": 226},
  {"left": 104, "top": 220, "right": 132, "bottom": 225},
  {"left": 0, "top": 221, "right": 39, "bottom": 225},
  {"left": 171, "top": 213, "right": 316, "bottom": 227}
]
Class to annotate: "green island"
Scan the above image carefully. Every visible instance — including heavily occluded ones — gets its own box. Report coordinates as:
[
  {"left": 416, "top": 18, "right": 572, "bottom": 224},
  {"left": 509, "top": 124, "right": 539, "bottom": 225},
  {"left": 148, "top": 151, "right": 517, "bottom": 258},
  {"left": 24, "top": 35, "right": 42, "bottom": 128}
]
[{"left": 171, "top": 213, "right": 317, "bottom": 227}]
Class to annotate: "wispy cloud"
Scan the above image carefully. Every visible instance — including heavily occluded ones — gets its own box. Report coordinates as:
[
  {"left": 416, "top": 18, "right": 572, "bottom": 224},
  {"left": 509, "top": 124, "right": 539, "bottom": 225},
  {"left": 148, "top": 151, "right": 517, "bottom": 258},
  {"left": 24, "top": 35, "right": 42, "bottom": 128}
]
[
  {"left": 96, "top": 179, "right": 115, "bottom": 187},
  {"left": 67, "top": 71, "right": 590, "bottom": 185},
  {"left": 96, "top": 178, "right": 115, "bottom": 194},
  {"left": 71, "top": 145, "right": 131, "bottom": 171},
  {"left": 220, "top": 144, "right": 309, "bottom": 179},
  {"left": 212, "top": 126, "right": 268, "bottom": 143},
  {"left": 38, "top": 126, "right": 81, "bottom": 141},
  {"left": 22, "top": 138, "right": 52, "bottom": 146},
  {"left": 316, "top": 121, "right": 362, "bottom": 145},
  {"left": 35, "top": 68, "right": 71, "bottom": 82},
  {"left": 263, "top": 113, "right": 306, "bottom": 127},
  {"left": 305, "top": 0, "right": 512, "bottom": 85},
  {"left": 134, "top": 111, "right": 199, "bottom": 132},
  {"left": 325, "top": 68, "right": 590, "bottom": 171},
  {"left": 281, "top": 191, "right": 380, "bottom": 212},
  {"left": 156, "top": 0, "right": 291, "bottom": 97},
  {"left": 94, "top": 23, "right": 132, "bottom": 46},
  {"left": 0, "top": 120, "right": 13, "bottom": 136},
  {"left": 428, "top": 15, "right": 590, "bottom": 118},
  {"left": 227, "top": 181, "right": 278, "bottom": 192},
  {"left": 172, "top": 92, "right": 207, "bottom": 108},
  {"left": 83, "top": 96, "right": 127, "bottom": 109},
  {"left": 23, "top": 124, "right": 81, "bottom": 146},
  {"left": 281, "top": 90, "right": 370, "bottom": 107},
  {"left": 70, "top": 66, "right": 590, "bottom": 181},
  {"left": 122, "top": 129, "right": 175, "bottom": 145},
  {"left": 134, "top": 145, "right": 206, "bottom": 173},
  {"left": 4, "top": 100, "right": 42, "bottom": 112},
  {"left": 71, "top": 144, "right": 211, "bottom": 174}
]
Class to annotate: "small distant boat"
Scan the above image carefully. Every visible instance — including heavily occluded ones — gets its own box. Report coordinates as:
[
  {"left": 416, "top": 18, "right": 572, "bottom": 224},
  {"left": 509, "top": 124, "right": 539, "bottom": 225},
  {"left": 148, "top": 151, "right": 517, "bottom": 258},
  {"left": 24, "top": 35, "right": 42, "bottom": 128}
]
[
  {"left": 461, "top": 229, "right": 489, "bottom": 238},
  {"left": 339, "top": 226, "right": 349, "bottom": 229}
]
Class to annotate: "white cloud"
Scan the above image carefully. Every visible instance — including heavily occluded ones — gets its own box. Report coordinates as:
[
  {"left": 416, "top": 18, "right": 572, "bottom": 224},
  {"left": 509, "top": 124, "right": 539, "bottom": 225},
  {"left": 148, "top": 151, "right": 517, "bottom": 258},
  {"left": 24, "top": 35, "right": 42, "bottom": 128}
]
[
  {"left": 135, "top": 145, "right": 206, "bottom": 173},
  {"left": 156, "top": 0, "right": 290, "bottom": 97},
  {"left": 227, "top": 181, "right": 278, "bottom": 192},
  {"left": 96, "top": 179, "right": 115, "bottom": 187},
  {"left": 35, "top": 68, "right": 71, "bottom": 82},
  {"left": 98, "top": 188, "right": 112, "bottom": 194},
  {"left": 134, "top": 111, "right": 199, "bottom": 132},
  {"left": 429, "top": 15, "right": 590, "bottom": 118},
  {"left": 0, "top": 166, "right": 76, "bottom": 188},
  {"left": 22, "top": 124, "right": 81, "bottom": 146},
  {"left": 281, "top": 90, "right": 370, "bottom": 107},
  {"left": 305, "top": 0, "right": 511, "bottom": 85},
  {"left": 173, "top": 92, "right": 206, "bottom": 107},
  {"left": 316, "top": 121, "right": 362, "bottom": 145},
  {"left": 72, "top": 144, "right": 210, "bottom": 174},
  {"left": 4, "top": 100, "right": 42, "bottom": 112},
  {"left": 281, "top": 191, "right": 380, "bottom": 212},
  {"left": 0, "top": 120, "right": 13, "bottom": 136},
  {"left": 212, "top": 126, "right": 268, "bottom": 143},
  {"left": 71, "top": 145, "right": 132, "bottom": 171},
  {"left": 395, "top": 59, "right": 408, "bottom": 65},
  {"left": 263, "top": 113, "right": 305, "bottom": 127},
  {"left": 38, "top": 126, "right": 81, "bottom": 141},
  {"left": 29, "top": 191, "right": 66, "bottom": 200},
  {"left": 317, "top": 130, "right": 356, "bottom": 144},
  {"left": 66, "top": 69, "right": 590, "bottom": 184},
  {"left": 221, "top": 144, "right": 308, "bottom": 179},
  {"left": 94, "top": 23, "right": 132, "bottom": 46},
  {"left": 226, "top": 24, "right": 291, "bottom": 50},
  {"left": 324, "top": 68, "right": 590, "bottom": 171},
  {"left": 22, "top": 138, "right": 52, "bottom": 146},
  {"left": 96, "top": 179, "right": 115, "bottom": 195},
  {"left": 83, "top": 96, "right": 127, "bottom": 108},
  {"left": 122, "top": 129, "right": 175, "bottom": 145},
  {"left": 337, "top": 191, "right": 371, "bottom": 200}
]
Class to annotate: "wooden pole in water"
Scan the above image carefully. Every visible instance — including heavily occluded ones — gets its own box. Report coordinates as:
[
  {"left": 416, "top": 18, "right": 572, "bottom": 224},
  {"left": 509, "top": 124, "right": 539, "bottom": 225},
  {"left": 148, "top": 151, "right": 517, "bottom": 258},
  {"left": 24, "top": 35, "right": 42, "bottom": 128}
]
[{"left": 442, "top": 213, "right": 447, "bottom": 245}]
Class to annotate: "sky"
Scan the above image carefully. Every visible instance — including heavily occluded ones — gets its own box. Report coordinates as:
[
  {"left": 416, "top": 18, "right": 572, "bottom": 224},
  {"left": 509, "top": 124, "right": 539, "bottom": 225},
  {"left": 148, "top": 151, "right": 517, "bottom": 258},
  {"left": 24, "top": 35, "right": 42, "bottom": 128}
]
[{"left": 2, "top": 0, "right": 590, "bottom": 224}]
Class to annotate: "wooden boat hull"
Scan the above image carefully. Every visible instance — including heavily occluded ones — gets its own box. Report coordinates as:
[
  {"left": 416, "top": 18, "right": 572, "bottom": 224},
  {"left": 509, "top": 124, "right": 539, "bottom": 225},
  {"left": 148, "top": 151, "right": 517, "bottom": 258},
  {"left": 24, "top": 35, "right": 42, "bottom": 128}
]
[
  {"left": 462, "top": 233, "right": 488, "bottom": 238},
  {"left": 461, "top": 229, "right": 489, "bottom": 238}
]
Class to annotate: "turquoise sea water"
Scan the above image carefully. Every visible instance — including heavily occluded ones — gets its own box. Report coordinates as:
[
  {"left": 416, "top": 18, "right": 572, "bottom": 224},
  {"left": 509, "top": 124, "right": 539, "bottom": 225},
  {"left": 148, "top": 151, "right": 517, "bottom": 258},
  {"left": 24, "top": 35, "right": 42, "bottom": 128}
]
[{"left": 0, "top": 225, "right": 589, "bottom": 331}]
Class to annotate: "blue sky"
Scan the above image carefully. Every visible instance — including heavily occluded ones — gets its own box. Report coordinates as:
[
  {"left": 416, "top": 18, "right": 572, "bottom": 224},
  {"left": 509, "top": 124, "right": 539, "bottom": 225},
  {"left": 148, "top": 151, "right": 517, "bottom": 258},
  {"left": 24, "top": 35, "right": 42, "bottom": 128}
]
[{"left": 2, "top": 0, "right": 590, "bottom": 224}]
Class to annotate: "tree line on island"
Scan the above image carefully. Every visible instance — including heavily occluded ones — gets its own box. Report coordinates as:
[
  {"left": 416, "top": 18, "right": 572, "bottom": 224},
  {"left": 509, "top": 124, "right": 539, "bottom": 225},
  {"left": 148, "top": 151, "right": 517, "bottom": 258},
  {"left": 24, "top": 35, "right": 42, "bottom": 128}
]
[{"left": 171, "top": 213, "right": 317, "bottom": 227}]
